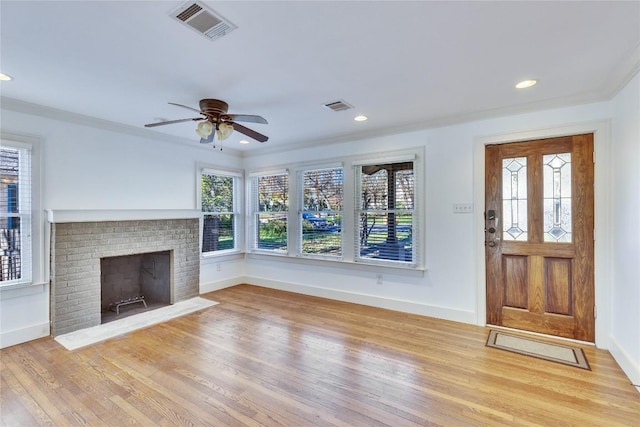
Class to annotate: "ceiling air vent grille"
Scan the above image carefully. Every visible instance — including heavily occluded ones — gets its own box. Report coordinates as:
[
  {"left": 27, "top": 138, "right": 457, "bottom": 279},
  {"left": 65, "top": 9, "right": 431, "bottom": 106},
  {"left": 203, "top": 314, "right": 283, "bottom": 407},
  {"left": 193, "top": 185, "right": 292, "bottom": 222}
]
[
  {"left": 323, "top": 100, "right": 353, "bottom": 112},
  {"left": 171, "top": 1, "right": 237, "bottom": 41}
]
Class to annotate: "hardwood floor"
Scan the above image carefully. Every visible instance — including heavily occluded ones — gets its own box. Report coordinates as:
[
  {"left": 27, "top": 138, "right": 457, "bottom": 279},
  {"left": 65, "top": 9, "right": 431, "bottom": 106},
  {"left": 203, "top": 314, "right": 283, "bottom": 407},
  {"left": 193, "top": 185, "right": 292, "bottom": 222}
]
[{"left": 1, "top": 284, "right": 638, "bottom": 426}]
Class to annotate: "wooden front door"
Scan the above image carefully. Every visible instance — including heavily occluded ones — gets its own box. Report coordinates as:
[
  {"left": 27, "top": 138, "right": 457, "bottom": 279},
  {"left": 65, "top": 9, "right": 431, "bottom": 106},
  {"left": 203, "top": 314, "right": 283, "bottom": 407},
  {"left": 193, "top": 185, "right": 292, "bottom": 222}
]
[{"left": 485, "top": 134, "right": 595, "bottom": 342}]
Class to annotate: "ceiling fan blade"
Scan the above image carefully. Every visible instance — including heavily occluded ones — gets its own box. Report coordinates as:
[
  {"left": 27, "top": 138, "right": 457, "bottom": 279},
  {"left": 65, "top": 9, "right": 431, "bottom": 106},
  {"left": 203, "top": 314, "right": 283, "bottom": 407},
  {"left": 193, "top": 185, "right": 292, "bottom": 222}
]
[
  {"left": 232, "top": 122, "right": 269, "bottom": 143},
  {"left": 144, "top": 117, "right": 203, "bottom": 127},
  {"left": 223, "top": 114, "right": 268, "bottom": 124},
  {"left": 200, "top": 131, "right": 215, "bottom": 144},
  {"left": 168, "top": 102, "right": 202, "bottom": 114}
]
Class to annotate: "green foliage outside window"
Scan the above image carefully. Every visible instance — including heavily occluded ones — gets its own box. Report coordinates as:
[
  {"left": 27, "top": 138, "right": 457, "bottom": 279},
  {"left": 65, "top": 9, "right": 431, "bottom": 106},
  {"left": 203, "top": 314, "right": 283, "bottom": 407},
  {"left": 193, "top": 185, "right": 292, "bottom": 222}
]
[{"left": 202, "top": 173, "right": 235, "bottom": 253}]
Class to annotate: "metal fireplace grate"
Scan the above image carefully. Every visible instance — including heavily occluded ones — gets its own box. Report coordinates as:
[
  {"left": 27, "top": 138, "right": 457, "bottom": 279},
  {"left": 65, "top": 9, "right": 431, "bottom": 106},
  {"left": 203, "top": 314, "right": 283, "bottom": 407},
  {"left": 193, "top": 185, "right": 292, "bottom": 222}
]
[{"left": 109, "top": 295, "right": 147, "bottom": 315}]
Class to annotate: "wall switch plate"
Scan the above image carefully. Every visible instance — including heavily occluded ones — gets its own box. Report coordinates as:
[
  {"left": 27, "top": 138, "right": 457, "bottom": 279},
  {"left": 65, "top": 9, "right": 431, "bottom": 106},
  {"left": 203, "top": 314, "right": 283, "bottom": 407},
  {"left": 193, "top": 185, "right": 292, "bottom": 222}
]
[{"left": 453, "top": 203, "right": 473, "bottom": 213}]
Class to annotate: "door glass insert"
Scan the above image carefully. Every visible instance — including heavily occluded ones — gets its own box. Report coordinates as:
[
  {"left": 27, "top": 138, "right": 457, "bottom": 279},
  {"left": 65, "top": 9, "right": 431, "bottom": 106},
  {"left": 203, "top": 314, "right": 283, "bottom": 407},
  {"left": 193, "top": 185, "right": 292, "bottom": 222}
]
[
  {"left": 502, "top": 157, "right": 528, "bottom": 241},
  {"left": 543, "top": 153, "right": 572, "bottom": 242}
]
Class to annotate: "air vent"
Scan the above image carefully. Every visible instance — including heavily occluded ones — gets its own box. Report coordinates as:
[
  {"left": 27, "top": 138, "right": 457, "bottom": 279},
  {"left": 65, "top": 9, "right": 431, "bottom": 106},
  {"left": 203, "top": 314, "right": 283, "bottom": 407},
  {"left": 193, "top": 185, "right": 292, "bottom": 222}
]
[
  {"left": 170, "top": 1, "right": 237, "bottom": 41},
  {"left": 323, "top": 100, "right": 354, "bottom": 112}
]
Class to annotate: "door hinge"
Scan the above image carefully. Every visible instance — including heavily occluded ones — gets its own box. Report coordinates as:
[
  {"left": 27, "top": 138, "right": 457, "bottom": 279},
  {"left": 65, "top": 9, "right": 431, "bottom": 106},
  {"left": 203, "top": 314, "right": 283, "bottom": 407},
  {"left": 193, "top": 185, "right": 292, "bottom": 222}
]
[
  {"left": 594, "top": 305, "right": 597, "bottom": 319},
  {"left": 593, "top": 151, "right": 596, "bottom": 163}
]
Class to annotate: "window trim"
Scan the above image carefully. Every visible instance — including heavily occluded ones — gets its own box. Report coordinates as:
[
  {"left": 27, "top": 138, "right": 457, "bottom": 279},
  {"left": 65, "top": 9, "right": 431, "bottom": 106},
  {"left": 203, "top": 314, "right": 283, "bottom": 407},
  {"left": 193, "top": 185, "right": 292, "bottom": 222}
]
[
  {"left": 353, "top": 157, "right": 418, "bottom": 268},
  {"left": 0, "top": 133, "right": 43, "bottom": 289},
  {"left": 197, "top": 165, "right": 244, "bottom": 258}
]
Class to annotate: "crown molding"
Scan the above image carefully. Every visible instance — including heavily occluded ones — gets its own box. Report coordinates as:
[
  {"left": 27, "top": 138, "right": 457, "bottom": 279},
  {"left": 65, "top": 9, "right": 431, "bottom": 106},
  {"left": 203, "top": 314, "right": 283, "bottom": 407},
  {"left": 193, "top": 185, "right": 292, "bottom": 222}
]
[{"left": 0, "top": 97, "right": 243, "bottom": 157}]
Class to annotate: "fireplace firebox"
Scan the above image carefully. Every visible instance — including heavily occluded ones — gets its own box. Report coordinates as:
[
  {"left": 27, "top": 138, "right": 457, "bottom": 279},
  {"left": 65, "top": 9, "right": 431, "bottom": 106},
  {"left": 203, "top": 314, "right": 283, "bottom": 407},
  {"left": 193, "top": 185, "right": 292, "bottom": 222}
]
[{"left": 100, "top": 251, "right": 171, "bottom": 323}]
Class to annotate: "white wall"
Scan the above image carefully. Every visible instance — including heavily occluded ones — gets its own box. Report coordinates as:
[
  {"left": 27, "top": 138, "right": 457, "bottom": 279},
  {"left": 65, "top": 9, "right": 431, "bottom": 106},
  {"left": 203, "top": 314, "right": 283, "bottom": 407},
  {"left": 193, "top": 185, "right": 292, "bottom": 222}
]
[
  {"left": 0, "top": 105, "right": 243, "bottom": 347},
  {"left": 610, "top": 72, "right": 640, "bottom": 386},
  {"left": 242, "top": 101, "right": 614, "bottom": 328}
]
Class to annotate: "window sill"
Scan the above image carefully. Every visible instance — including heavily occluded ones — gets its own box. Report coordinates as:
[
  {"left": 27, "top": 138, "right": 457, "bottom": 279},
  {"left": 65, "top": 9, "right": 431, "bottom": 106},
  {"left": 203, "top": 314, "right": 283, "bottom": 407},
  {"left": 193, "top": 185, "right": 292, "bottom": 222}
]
[
  {"left": 200, "top": 251, "right": 245, "bottom": 264},
  {"left": 246, "top": 253, "right": 426, "bottom": 277}
]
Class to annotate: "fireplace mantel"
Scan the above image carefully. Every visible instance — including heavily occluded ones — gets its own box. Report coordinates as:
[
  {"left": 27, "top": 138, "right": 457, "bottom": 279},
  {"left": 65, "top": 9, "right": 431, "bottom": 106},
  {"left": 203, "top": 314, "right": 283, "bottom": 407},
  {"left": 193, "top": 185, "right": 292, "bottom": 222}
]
[{"left": 46, "top": 209, "right": 201, "bottom": 223}]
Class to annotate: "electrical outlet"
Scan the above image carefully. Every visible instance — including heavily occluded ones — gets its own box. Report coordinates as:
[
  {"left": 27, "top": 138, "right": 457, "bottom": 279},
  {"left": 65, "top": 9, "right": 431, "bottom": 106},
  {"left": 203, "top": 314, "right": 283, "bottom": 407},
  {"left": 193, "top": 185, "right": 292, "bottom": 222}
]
[
  {"left": 216, "top": 263, "right": 221, "bottom": 272},
  {"left": 453, "top": 203, "right": 473, "bottom": 213},
  {"left": 376, "top": 274, "right": 383, "bottom": 284}
]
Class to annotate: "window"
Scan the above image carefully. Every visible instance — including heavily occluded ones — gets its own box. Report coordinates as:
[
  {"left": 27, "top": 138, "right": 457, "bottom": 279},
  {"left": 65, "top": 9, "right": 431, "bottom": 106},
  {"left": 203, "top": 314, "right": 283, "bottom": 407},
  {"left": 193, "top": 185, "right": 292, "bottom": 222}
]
[
  {"left": 246, "top": 151, "right": 421, "bottom": 270},
  {"left": 0, "top": 144, "right": 32, "bottom": 285},
  {"left": 250, "top": 171, "right": 288, "bottom": 253},
  {"left": 201, "top": 169, "right": 240, "bottom": 254},
  {"left": 355, "top": 160, "right": 415, "bottom": 265},
  {"left": 299, "top": 167, "right": 343, "bottom": 258}
]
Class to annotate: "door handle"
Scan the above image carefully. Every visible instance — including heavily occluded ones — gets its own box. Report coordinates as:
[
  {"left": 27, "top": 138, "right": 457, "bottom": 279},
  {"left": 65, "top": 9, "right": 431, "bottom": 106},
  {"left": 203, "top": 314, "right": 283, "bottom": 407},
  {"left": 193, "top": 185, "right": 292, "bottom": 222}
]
[{"left": 486, "top": 241, "right": 496, "bottom": 247}]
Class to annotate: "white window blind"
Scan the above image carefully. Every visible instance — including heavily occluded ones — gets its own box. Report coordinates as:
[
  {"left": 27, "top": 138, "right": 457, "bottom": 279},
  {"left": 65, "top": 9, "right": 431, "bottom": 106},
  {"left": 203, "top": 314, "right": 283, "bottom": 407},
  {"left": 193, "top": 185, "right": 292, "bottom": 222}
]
[
  {"left": 0, "top": 144, "right": 32, "bottom": 285},
  {"left": 250, "top": 172, "right": 289, "bottom": 253},
  {"left": 355, "top": 160, "right": 416, "bottom": 266},
  {"left": 298, "top": 166, "right": 343, "bottom": 258},
  {"left": 201, "top": 170, "right": 239, "bottom": 254}
]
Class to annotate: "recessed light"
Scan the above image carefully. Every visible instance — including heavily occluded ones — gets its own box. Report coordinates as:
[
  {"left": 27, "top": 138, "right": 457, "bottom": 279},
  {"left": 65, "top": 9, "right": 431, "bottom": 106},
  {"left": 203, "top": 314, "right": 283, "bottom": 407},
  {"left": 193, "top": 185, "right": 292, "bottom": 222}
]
[
  {"left": 354, "top": 115, "right": 368, "bottom": 122},
  {"left": 0, "top": 73, "right": 13, "bottom": 81},
  {"left": 239, "top": 140, "right": 250, "bottom": 144},
  {"left": 516, "top": 79, "right": 537, "bottom": 89}
]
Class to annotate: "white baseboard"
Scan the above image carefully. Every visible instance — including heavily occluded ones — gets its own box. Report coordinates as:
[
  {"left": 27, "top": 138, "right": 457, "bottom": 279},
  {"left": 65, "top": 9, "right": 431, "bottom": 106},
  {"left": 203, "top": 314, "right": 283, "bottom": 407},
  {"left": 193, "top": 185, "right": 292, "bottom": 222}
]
[
  {"left": 243, "top": 276, "right": 477, "bottom": 325},
  {"left": 0, "top": 322, "right": 50, "bottom": 349},
  {"left": 200, "top": 276, "right": 245, "bottom": 294},
  {"left": 609, "top": 335, "right": 640, "bottom": 392}
]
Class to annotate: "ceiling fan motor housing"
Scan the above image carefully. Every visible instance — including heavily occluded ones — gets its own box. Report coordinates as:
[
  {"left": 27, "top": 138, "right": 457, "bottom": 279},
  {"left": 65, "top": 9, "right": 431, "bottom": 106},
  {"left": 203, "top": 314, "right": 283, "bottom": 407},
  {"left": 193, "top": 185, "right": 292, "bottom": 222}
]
[{"left": 199, "top": 99, "right": 229, "bottom": 119}]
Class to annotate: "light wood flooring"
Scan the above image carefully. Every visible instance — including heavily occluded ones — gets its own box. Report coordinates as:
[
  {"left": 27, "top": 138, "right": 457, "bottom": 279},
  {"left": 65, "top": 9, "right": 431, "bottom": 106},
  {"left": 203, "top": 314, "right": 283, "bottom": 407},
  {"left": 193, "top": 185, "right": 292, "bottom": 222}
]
[{"left": 1, "top": 284, "right": 639, "bottom": 426}]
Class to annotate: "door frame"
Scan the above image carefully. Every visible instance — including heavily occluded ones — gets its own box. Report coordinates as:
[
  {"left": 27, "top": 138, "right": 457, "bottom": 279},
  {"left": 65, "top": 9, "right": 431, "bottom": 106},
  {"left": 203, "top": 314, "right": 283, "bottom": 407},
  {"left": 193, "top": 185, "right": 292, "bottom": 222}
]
[{"left": 473, "top": 120, "right": 612, "bottom": 348}]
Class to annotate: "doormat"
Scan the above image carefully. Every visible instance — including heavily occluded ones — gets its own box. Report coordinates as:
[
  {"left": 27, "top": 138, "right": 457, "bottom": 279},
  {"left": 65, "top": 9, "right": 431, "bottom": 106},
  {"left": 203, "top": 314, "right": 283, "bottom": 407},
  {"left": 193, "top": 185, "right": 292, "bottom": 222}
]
[
  {"left": 486, "top": 330, "right": 590, "bottom": 370},
  {"left": 55, "top": 297, "right": 218, "bottom": 351}
]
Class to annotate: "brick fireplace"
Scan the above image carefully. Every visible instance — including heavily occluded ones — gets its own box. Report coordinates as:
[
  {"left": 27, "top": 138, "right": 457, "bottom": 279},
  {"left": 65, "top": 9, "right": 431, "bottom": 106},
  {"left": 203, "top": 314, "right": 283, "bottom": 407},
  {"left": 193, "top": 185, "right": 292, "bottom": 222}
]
[{"left": 48, "top": 210, "right": 201, "bottom": 336}]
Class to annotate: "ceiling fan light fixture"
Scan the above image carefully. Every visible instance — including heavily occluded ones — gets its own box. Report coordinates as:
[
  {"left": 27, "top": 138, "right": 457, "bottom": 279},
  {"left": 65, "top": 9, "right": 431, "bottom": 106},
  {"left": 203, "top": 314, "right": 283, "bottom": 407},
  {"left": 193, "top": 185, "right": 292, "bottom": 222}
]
[
  {"left": 216, "top": 122, "right": 234, "bottom": 140},
  {"left": 196, "top": 120, "right": 213, "bottom": 138}
]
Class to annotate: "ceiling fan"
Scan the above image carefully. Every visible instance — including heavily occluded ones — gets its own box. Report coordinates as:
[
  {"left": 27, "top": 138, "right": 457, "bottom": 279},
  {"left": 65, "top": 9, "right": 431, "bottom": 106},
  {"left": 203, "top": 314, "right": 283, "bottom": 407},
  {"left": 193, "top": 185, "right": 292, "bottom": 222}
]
[{"left": 144, "top": 99, "right": 268, "bottom": 145}]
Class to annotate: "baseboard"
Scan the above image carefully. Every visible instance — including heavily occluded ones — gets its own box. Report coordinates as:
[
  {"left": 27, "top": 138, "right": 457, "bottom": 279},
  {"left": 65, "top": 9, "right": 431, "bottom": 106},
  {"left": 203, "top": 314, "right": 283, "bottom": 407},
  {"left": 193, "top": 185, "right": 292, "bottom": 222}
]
[
  {"left": 0, "top": 322, "right": 50, "bottom": 349},
  {"left": 608, "top": 335, "right": 640, "bottom": 393},
  {"left": 200, "top": 276, "right": 245, "bottom": 294},
  {"left": 243, "top": 276, "right": 477, "bottom": 325}
]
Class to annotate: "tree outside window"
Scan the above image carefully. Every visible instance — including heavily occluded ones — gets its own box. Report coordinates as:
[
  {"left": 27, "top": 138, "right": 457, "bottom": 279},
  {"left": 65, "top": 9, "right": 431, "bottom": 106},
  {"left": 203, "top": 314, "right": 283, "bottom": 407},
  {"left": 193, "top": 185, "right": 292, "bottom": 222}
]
[
  {"left": 252, "top": 172, "right": 288, "bottom": 252},
  {"left": 201, "top": 171, "right": 237, "bottom": 253},
  {"left": 357, "top": 161, "right": 414, "bottom": 264},
  {"left": 300, "top": 167, "right": 343, "bottom": 257}
]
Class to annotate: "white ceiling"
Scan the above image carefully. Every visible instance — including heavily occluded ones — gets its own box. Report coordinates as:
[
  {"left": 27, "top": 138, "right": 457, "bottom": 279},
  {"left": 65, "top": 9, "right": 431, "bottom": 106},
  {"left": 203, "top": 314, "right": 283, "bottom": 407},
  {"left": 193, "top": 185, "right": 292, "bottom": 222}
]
[{"left": 1, "top": 1, "right": 638, "bottom": 152}]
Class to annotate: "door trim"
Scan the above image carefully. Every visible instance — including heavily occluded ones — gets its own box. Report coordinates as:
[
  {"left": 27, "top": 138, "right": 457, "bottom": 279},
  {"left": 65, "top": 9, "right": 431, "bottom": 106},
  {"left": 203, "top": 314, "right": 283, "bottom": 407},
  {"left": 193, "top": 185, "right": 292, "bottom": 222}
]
[{"left": 473, "top": 120, "right": 612, "bottom": 349}]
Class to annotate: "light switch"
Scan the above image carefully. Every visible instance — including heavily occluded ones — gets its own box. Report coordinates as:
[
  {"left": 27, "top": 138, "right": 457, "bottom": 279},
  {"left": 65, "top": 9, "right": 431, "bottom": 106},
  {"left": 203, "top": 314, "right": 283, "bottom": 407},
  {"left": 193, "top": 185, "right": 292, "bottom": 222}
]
[{"left": 453, "top": 203, "right": 473, "bottom": 213}]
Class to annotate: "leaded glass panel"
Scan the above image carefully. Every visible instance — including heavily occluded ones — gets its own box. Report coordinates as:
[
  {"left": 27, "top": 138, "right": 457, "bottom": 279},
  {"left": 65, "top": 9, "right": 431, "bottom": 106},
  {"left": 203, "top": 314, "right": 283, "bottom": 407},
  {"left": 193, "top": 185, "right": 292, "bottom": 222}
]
[
  {"left": 543, "top": 153, "right": 572, "bottom": 242},
  {"left": 502, "top": 157, "right": 528, "bottom": 241}
]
